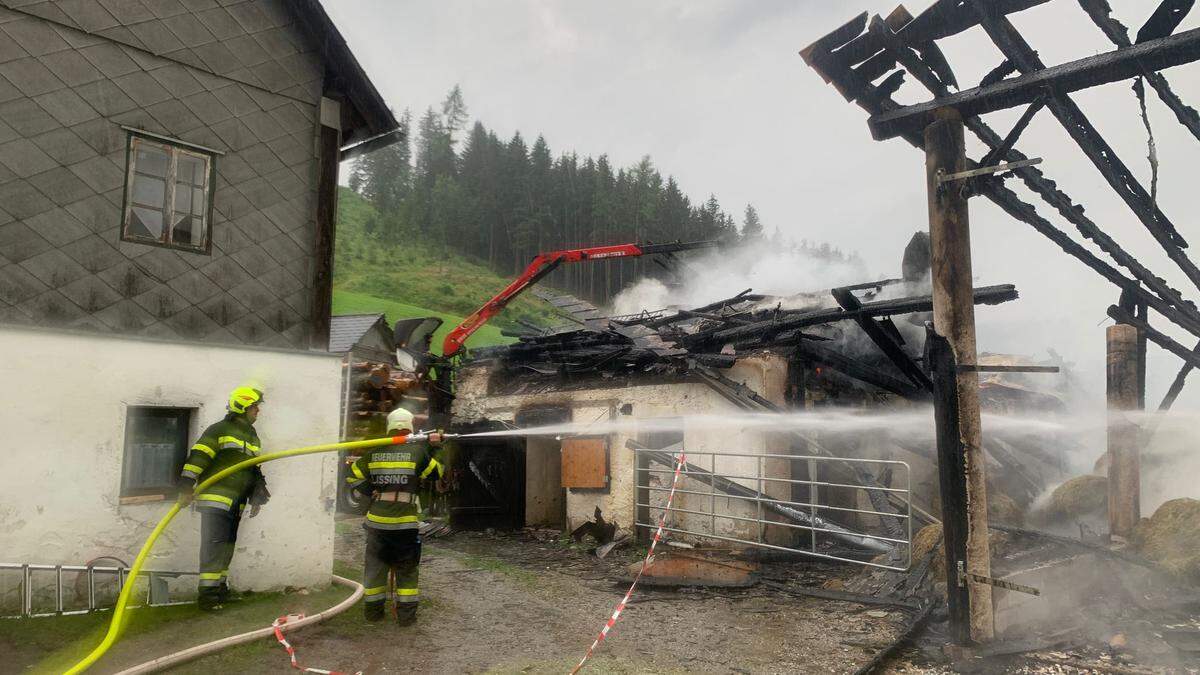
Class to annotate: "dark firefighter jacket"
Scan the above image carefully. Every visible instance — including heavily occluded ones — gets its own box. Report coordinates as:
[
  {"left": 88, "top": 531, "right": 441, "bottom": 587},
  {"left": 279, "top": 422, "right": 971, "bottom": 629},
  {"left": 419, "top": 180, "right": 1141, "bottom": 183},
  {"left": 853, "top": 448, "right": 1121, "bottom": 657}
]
[
  {"left": 346, "top": 437, "right": 444, "bottom": 530},
  {"left": 179, "top": 413, "right": 270, "bottom": 514}
]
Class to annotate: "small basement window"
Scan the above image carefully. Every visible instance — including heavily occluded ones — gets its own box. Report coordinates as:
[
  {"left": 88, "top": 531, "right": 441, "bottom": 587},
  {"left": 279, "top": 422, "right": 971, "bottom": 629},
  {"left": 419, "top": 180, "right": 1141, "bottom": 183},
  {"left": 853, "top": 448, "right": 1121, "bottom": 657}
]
[
  {"left": 121, "top": 406, "right": 193, "bottom": 501},
  {"left": 122, "top": 133, "right": 215, "bottom": 253}
]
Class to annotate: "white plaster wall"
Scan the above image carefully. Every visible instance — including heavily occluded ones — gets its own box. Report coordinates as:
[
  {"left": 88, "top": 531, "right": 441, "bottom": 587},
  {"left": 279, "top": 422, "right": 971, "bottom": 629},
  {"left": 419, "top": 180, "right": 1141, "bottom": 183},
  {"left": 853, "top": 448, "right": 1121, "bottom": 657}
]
[
  {"left": 0, "top": 326, "right": 342, "bottom": 591},
  {"left": 452, "top": 353, "right": 793, "bottom": 544}
]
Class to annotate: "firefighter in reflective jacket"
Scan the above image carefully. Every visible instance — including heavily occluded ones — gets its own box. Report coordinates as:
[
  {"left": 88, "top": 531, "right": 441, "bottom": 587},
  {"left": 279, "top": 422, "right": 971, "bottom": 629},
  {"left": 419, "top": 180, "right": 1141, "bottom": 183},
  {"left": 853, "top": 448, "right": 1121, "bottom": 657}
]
[
  {"left": 346, "top": 407, "right": 444, "bottom": 624},
  {"left": 178, "top": 386, "right": 270, "bottom": 611}
]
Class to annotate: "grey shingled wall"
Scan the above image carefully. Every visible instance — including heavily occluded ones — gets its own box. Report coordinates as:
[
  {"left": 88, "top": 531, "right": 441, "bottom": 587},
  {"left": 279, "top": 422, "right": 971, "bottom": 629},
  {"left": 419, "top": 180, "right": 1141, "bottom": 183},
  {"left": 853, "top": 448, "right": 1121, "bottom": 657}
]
[{"left": 0, "top": 0, "right": 329, "bottom": 348}]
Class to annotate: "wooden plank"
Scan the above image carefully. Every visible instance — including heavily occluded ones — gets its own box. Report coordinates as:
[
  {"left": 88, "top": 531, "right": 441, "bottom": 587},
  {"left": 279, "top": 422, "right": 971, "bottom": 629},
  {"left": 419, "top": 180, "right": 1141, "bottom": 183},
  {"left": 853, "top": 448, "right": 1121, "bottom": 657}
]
[
  {"left": 561, "top": 437, "right": 608, "bottom": 489},
  {"left": 311, "top": 122, "right": 340, "bottom": 350},
  {"left": 868, "top": 25, "right": 1200, "bottom": 140}
]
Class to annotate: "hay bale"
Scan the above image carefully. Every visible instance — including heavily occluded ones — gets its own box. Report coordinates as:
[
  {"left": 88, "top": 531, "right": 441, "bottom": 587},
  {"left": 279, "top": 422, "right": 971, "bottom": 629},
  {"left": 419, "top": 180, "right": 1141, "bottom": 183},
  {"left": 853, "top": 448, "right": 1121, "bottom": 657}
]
[
  {"left": 908, "top": 522, "right": 1011, "bottom": 584},
  {"left": 1034, "top": 474, "right": 1107, "bottom": 524},
  {"left": 912, "top": 523, "right": 946, "bottom": 581},
  {"left": 1134, "top": 498, "right": 1200, "bottom": 581},
  {"left": 989, "top": 491, "right": 1024, "bottom": 526}
]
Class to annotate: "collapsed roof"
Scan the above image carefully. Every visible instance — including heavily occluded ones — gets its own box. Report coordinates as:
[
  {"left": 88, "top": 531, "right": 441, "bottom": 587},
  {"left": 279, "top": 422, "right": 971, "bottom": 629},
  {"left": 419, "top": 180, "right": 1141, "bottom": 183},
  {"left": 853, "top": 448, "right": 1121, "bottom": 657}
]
[{"left": 469, "top": 277, "right": 1019, "bottom": 402}]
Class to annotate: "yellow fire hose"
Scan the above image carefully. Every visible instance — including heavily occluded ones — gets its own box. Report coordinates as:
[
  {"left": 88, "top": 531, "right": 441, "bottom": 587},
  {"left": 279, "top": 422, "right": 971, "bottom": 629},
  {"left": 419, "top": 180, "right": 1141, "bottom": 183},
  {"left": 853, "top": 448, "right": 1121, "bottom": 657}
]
[{"left": 66, "top": 434, "right": 410, "bottom": 674}]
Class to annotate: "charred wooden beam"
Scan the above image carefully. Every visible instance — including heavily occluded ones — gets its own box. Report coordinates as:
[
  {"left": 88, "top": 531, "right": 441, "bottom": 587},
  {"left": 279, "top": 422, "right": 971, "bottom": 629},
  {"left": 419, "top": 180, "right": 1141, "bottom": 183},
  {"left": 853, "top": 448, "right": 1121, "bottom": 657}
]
[
  {"left": 980, "top": 179, "right": 1200, "bottom": 337},
  {"left": 803, "top": 1, "right": 1047, "bottom": 73},
  {"left": 676, "top": 309, "right": 751, "bottom": 326},
  {"left": 966, "top": 119, "right": 1200, "bottom": 333},
  {"left": 1078, "top": 0, "right": 1200, "bottom": 142},
  {"left": 839, "top": 278, "right": 903, "bottom": 293},
  {"left": 802, "top": 29, "right": 1200, "bottom": 339},
  {"left": 1156, "top": 347, "right": 1197, "bottom": 411},
  {"left": 693, "top": 285, "right": 1018, "bottom": 347},
  {"left": 873, "top": 7, "right": 1200, "bottom": 332},
  {"left": 977, "top": 95, "right": 1047, "bottom": 169},
  {"left": 793, "top": 339, "right": 928, "bottom": 400},
  {"left": 868, "top": 13, "right": 952, "bottom": 94},
  {"left": 966, "top": 3, "right": 1200, "bottom": 289},
  {"left": 832, "top": 286, "right": 934, "bottom": 391},
  {"left": 1137, "top": 0, "right": 1195, "bottom": 43},
  {"left": 926, "top": 325, "right": 972, "bottom": 644},
  {"left": 633, "top": 291, "right": 765, "bottom": 329},
  {"left": 1108, "top": 305, "right": 1200, "bottom": 370},
  {"left": 980, "top": 59, "right": 1017, "bottom": 87},
  {"left": 868, "top": 25, "right": 1200, "bottom": 140}
]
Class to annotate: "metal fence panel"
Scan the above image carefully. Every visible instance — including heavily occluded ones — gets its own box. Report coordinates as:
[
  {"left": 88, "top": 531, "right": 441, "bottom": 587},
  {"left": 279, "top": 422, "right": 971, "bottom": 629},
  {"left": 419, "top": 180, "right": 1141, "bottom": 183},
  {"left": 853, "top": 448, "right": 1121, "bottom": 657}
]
[{"left": 633, "top": 444, "right": 912, "bottom": 571}]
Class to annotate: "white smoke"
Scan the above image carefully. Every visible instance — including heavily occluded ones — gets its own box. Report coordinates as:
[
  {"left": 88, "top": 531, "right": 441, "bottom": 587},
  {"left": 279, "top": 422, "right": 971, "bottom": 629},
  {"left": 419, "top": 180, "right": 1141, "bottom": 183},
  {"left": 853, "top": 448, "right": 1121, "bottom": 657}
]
[{"left": 609, "top": 238, "right": 873, "bottom": 315}]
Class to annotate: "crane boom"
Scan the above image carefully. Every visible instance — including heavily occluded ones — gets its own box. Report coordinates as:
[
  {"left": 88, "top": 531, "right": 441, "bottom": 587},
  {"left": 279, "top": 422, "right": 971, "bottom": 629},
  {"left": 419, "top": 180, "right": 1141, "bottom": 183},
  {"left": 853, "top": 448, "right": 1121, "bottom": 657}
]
[{"left": 441, "top": 240, "right": 717, "bottom": 356}]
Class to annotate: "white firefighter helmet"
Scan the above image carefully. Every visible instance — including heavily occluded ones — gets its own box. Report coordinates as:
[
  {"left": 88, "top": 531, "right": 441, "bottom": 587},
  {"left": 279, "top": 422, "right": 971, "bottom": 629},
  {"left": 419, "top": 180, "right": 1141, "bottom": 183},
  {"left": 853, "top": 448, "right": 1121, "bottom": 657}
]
[{"left": 386, "top": 407, "right": 415, "bottom": 434}]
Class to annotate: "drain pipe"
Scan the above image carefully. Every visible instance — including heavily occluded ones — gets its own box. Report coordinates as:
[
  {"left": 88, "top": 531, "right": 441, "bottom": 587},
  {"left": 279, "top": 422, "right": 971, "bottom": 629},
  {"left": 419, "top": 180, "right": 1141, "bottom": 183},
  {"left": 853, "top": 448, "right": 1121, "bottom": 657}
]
[{"left": 114, "top": 574, "right": 363, "bottom": 675}]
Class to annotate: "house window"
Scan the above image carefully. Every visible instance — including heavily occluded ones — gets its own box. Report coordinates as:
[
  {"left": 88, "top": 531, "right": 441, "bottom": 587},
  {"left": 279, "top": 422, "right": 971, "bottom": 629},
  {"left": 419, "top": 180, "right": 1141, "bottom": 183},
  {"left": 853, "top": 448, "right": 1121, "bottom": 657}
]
[
  {"left": 122, "top": 134, "right": 214, "bottom": 253},
  {"left": 121, "top": 406, "right": 193, "bottom": 500}
]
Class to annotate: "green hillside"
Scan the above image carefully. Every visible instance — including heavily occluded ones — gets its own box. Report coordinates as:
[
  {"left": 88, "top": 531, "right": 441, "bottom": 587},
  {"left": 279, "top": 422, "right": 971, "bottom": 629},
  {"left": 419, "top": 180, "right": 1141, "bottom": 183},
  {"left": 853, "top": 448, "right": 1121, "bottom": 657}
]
[{"left": 333, "top": 187, "right": 560, "bottom": 354}]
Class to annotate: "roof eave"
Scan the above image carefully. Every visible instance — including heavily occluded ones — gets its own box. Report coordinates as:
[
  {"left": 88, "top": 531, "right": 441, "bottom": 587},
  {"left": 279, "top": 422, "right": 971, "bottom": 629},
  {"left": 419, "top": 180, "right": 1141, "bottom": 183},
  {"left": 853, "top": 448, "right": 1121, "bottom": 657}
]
[{"left": 290, "top": 0, "right": 400, "bottom": 150}]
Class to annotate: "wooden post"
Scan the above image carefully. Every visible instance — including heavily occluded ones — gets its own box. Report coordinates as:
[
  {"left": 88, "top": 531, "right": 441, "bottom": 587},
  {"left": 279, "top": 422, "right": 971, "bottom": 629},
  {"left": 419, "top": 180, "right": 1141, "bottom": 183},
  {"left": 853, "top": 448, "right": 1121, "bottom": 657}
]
[
  {"left": 925, "top": 327, "right": 971, "bottom": 644},
  {"left": 1135, "top": 302, "right": 1148, "bottom": 409},
  {"left": 1107, "top": 323, "right": 1141, "bottom": 539},
  {"left": 312, "top": 97, "right": 342, "bottom": 351},
  {"left": 925, "top": 109, "right": 994, "bottom": 642}
]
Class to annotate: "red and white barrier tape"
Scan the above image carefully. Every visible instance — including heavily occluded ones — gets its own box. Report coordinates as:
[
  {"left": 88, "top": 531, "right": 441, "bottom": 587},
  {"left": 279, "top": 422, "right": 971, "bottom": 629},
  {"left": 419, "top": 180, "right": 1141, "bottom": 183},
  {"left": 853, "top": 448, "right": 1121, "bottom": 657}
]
[
  {"left": 569, "top": 450, "right": 687, "bottom": 674},
  {"left": 272, "top": 614, "right": 361, "bottom": 675}
]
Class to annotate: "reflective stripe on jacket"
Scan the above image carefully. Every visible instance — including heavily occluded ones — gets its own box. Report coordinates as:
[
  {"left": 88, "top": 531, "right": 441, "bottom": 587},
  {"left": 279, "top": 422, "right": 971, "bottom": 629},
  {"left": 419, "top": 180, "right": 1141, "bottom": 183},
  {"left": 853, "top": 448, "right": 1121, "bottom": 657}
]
[
  {"left": 180, "top": 413, "right": 268, "bottom": 513},
  {"left": 347, "top": 437, "right": 443, "bottom": 530}
]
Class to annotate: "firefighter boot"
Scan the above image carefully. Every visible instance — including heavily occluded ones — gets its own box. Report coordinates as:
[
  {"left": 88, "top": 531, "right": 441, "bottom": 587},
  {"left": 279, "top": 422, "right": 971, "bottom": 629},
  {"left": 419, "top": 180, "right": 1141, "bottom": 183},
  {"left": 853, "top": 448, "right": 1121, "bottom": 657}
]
[
  {"left": 395, "top": 604, "right": 416, "bottom": 626},
  {"left": 364, "top": 601, "right": 386, "bottom": 622}
]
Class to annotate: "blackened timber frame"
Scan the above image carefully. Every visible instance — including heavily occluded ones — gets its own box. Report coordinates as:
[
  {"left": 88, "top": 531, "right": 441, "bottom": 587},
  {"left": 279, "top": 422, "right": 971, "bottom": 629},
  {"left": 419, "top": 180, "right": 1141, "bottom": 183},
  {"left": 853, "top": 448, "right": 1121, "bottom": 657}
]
[
  {"left": 868, "top": 7, "right": 1200, "bottom": 337},
  {"left": 831, "top": 285, "right": 933, "bottom": 392},
  {"left": 966, "top": 3, "right": 1200, "bottom": 285},
  {"left": 867, "top": 26, "right": 1200, "bottom": 140},
  {"left": 802, "top": 2, "right": 1200, "bottom": 346}
]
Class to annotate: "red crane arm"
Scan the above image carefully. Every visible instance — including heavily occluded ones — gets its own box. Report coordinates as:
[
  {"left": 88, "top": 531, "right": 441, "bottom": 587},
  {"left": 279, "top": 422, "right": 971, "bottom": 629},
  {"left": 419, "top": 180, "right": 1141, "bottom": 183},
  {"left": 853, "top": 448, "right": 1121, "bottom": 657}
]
[{"left": 440, "top": 240, "right": 715, "bottom": 356}]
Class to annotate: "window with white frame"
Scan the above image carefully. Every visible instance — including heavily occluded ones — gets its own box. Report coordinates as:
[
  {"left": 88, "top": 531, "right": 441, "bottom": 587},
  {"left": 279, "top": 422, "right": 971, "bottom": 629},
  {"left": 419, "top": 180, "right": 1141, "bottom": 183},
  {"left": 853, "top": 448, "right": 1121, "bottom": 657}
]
[{"left": 122, "top": 134, "right": 214, "bottom": 252}]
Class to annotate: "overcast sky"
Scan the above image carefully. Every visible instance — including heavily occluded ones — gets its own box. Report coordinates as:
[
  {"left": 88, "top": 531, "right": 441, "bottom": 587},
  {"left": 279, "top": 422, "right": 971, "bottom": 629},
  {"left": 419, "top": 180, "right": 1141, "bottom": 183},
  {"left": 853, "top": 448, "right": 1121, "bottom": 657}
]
[{"left": 324, "top": 1, "right": 1200, "bottom": 413}]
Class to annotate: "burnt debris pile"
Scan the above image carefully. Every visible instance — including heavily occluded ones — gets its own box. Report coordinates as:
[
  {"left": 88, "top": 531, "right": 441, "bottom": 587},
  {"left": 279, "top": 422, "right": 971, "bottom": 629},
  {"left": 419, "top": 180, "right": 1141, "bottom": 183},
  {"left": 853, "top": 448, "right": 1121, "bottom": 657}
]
[{"left": 471, "top": 280, "right": 1017, "bottom": 396}]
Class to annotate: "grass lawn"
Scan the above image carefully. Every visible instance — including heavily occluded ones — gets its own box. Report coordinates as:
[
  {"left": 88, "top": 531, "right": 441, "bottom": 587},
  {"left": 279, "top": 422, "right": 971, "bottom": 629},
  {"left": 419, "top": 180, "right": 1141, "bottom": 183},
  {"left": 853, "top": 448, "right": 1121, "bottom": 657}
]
[{"left": 332, "top": 288, "right": 514, "bottom": 354}]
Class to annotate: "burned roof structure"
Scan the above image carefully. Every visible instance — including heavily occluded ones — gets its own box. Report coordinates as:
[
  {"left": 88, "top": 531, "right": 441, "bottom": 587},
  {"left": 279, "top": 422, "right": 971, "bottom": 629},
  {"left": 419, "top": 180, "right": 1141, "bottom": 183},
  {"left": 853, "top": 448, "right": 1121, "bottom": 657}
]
[
  {"left": 795, "top": 0, "right": 1200, "bottom": 666},
  {"left": 802, "top": 0, "right": 1200, "bottom": 414},
  {"left": 470, "top": 277, "right": 1018, "bottom": 403}
]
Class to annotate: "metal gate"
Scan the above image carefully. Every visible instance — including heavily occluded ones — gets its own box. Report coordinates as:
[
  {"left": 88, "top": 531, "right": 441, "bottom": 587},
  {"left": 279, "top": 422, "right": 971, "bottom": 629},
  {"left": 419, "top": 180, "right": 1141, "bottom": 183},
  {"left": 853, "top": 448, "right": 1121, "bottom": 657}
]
[{"left": 634, "top": 443, "right": 912, "bottom": 571}]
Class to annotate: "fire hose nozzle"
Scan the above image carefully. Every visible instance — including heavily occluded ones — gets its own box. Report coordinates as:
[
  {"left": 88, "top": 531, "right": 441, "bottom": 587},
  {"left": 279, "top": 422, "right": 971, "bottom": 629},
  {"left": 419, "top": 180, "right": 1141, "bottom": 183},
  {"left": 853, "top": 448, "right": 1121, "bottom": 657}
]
[{"left": 404, "top": 432, "right": 461, "bottom": 443}]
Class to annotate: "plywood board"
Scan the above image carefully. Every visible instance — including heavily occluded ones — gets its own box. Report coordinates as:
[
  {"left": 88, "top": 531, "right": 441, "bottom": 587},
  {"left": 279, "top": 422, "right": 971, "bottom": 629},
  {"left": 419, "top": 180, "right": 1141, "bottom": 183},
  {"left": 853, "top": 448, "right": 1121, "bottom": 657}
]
[{"left": 561, "top": 437, "right": 608, "bottom": 488}]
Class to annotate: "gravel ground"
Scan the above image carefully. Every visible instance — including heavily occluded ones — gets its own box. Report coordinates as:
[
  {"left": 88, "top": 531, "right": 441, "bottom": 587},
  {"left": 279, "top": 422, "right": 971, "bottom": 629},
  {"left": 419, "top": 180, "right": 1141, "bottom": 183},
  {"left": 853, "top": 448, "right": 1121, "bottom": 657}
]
[{"left": 207, "top": 520, "right": 912, "bottom": 674}]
